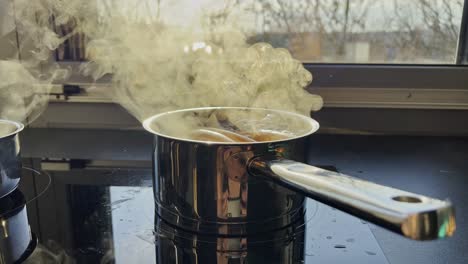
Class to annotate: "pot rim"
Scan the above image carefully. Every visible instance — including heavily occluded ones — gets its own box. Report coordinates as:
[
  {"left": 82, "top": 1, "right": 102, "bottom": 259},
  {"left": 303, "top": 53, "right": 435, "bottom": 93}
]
[
  {"left": 0, "top": 119, "right": 24, "bottom": 139},
  {"left": 142, "top": 106, "right": 319, "bottom": 145}
]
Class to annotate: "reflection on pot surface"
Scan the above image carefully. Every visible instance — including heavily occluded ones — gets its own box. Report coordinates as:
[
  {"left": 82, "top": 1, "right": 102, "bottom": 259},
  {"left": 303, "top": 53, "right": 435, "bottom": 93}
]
[{"left": 155, "top": 216, "right": 305, "bottom": 264}]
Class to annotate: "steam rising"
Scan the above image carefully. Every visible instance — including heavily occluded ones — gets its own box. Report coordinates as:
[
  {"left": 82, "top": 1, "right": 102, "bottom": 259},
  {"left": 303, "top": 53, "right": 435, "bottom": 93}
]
[
  {"left": 8, "top": 0, "right": 322, "bottom": 126},
  {"left": 0, "top": 61, "right": 68, "bottom": 125},
  {"left": 0, "top": 0, "right": 69, "bottom": 126},
  {"left": 80, "top": 9, "right": 323, "bottom": 119}
]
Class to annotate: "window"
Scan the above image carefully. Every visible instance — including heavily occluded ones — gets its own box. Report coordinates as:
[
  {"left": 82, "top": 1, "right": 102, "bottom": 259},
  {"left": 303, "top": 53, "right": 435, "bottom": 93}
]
[
  {"left": 242, "top": 0, "right": 466, "bottom": 64},
  {"left": 51, "top": 0, "right": 468, "bottom": 65},
  {"left": 5, "top": 0, "right": 467, "bottom": 134}
]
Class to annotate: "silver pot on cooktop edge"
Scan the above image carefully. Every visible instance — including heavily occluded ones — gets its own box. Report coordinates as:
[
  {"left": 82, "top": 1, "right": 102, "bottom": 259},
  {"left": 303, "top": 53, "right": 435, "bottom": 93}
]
[{"left": 0, "top": 120, "right": 24, "bottom": 198}]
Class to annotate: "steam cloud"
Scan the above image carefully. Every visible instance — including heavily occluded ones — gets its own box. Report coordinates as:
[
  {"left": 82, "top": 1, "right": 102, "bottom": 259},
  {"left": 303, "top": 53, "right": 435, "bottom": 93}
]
[
  {"left": 0, "top": 61, "right": 50, "bottom": 124},
  {"left": 0, "top": 61, "right": 68, "bottom": 124},
  {"left": 7, "top": 0, "right": 322, "bottom": 125},
  {"left": 0, "top": 0, "right": 68, "bottom": 127}
]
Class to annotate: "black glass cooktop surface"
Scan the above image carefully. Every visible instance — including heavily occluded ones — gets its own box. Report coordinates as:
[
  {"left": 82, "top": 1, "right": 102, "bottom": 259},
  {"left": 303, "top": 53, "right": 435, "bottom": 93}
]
[
  {"left": 10, "top": 164, "right": 388, "bottom": 264},
  {"left": 10, "top": 131, "right": 466, "bottom": 264}
]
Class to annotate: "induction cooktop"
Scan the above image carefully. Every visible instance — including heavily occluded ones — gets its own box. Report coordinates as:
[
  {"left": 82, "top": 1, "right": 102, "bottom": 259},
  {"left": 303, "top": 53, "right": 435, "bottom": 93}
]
[{"left": 9, "top": 164, "right": 388, "bottom": 264}]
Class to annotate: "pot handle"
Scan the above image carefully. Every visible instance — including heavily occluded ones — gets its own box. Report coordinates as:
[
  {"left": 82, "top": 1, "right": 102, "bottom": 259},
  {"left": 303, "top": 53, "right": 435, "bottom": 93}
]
[{"left": 249, "top": 158, "right": 455, "bottom": 241}]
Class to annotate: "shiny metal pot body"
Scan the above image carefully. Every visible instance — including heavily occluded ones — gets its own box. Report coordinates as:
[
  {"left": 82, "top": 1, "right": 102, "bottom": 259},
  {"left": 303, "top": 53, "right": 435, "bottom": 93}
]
[
  {"left": 0, "top": 120, "right": 24, "bottom": 198},
  {"left": 153, "top": 134, "right": 306, "bottom": 235}
]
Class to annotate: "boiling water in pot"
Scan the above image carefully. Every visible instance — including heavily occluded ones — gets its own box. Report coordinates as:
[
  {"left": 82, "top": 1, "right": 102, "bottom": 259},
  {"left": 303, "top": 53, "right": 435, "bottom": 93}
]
[
  {"left": 0, "top": 121, "right": 19, "bottom": 139},
  {"left": 144, "top": 107, "right": 317, "bottom": 144},
  {"left": 189, "top": 127, "right": 292, "bottom": 142}
]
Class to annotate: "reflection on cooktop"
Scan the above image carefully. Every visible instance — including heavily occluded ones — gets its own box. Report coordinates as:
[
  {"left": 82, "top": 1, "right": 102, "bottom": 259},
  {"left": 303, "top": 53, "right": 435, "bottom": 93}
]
[{"left": 16, "top": 165, "right": 388, "bottom": 264}]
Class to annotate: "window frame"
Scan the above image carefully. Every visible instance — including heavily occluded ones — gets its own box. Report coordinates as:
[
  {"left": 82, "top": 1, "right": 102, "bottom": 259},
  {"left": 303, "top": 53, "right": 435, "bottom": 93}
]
[
  {"left": 305, "top": 64, "right": 468, "bottom": 89},
  {"left": 457, "top": 0, "right": 468, "bottom": 64}
]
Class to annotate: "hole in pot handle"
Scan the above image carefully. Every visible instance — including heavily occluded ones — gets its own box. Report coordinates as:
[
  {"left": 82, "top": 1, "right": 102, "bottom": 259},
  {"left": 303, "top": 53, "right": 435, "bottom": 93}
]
[
  {"left": 248, "top": 157, "right": 456, "bottom": 241},
  {"left": 392, "top": 196, "right": 423, "bottom": 203}
]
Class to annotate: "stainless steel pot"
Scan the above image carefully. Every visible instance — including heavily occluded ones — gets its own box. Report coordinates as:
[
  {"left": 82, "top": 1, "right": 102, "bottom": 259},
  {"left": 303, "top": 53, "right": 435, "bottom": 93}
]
[
  {"left": 0, "top": 120, "right": 24, "bottom": 198},
  {"left": 143, "top": 107, "right": 455, "bottom": 240}
]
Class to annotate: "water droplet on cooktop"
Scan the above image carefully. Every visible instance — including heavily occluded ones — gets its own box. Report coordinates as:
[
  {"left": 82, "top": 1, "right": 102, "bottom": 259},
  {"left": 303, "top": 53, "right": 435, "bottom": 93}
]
[
  {"left": 365, "top": 251, "right": 377, "bottom": 256},
  {"left": 326, "top": 236, "right": 332, "bottom": 239}
]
